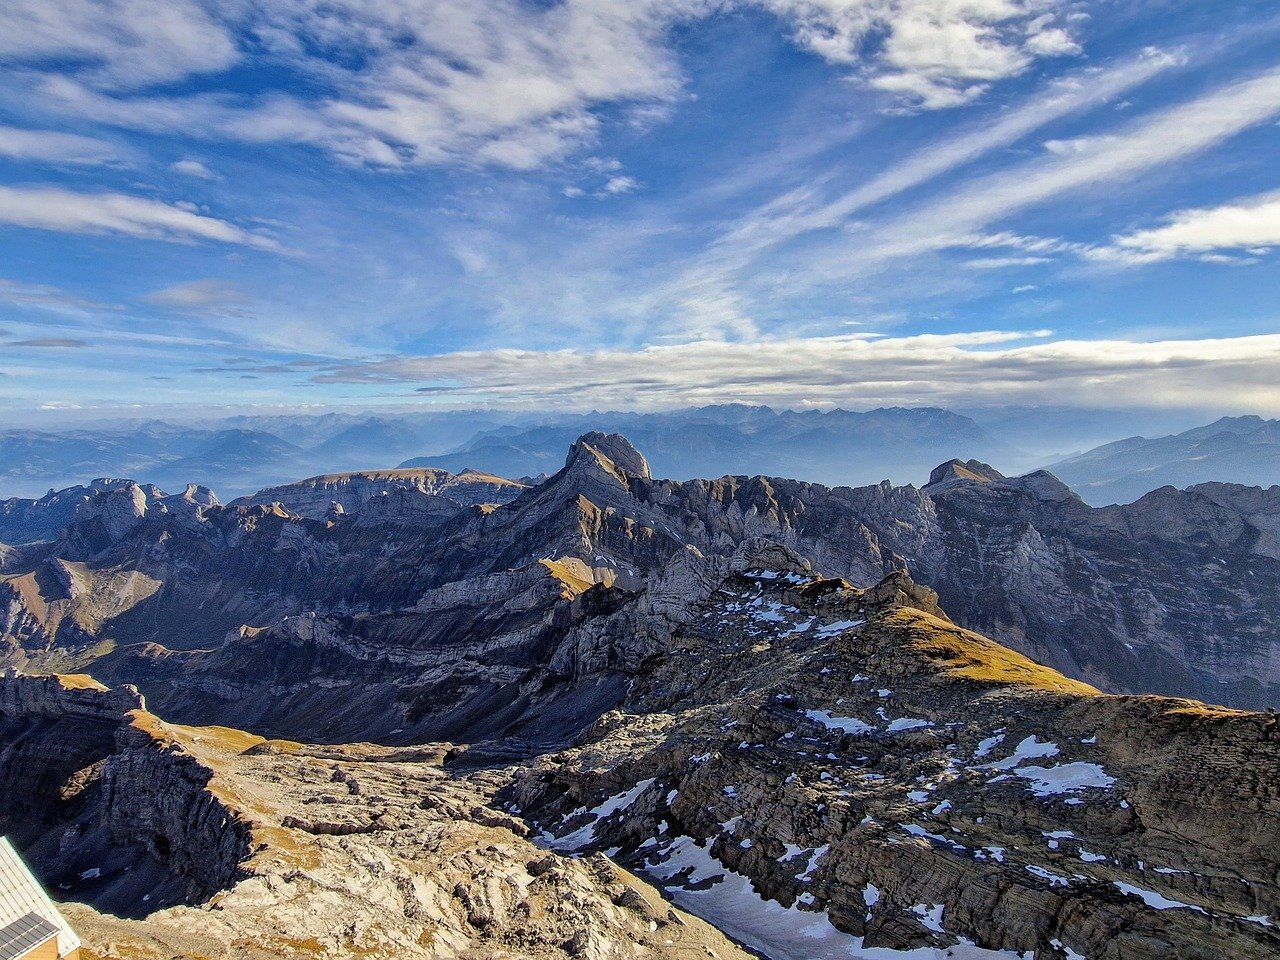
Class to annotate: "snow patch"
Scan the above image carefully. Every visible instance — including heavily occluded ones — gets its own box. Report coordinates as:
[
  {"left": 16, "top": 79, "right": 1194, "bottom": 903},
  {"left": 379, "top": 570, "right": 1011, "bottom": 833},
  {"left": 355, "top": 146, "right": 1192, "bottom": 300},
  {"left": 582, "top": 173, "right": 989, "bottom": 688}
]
[
  {"left": 552, "top": 778, "right": 657, "bottom": 850},
  {"left": 886, "top": 717, "right": 931, "bottom": 732},
  {"left": 1011, "top": 762, "right": 1116, "bottom": 797},
  {"left": 806, "top": 709, "right": 875, "bottom": 736},
  {"left": 1113, "top": 881, "right": 1207, "bottom": 914}
]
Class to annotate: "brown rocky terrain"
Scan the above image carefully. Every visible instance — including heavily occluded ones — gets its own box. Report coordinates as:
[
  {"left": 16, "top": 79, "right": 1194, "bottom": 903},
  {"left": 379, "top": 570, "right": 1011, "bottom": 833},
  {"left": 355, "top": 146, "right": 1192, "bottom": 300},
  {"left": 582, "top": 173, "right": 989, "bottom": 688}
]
[
  {"left": 1, "top": 673, "right": 753, "bottom": 960},
  {"left": 7, "top": 432, "right": 1274, "bottom": 722},
  {"left": 513, "top": 548, "right": 1280, "bottom": 958}
]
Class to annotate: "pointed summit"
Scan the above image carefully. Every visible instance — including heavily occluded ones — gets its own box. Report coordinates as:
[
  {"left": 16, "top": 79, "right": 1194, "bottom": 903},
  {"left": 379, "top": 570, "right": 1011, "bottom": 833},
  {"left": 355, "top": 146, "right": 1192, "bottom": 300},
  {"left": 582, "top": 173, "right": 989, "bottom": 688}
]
[{"left": 564, "top": 432, "right": 652, "bottom": 480}]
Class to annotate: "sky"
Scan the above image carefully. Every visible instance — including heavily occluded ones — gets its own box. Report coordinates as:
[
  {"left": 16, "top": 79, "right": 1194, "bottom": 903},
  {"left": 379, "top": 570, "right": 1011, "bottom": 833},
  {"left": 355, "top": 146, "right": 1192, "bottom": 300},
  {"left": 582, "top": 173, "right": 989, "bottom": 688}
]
[{"left": 1, "top": 0, "right": 1279, "bottom": 423}]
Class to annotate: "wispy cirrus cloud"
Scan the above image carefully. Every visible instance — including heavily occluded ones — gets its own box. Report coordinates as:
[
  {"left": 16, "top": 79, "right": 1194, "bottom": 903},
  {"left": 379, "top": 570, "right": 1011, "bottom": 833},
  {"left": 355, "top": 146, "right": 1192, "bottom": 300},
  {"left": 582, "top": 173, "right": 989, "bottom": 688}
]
[
  {"left": 0, "top": 124, "right": 127, "bottom": 165},
  {"left": 142, "top": 278, "right": 251, "bottom": 314},
  {"left": 0, "top": 0, "right": 237, "bottom": 90},
  {"left": 9, "top": 0, "right": 1087, "bottom": 173},
  {"left": 6, "top": 337, "right": 87, "bottom": 348},
  {"left": 777, "top": 63, "right": 1280, "bottom": 289},
  {"left": 0, "top": 277, "right": 118, "bottom": 314},
  {"left": 623, "top": 49, "right": 1179, "bottom": 338},
  {"left": 0, "top": 185, "right": 281, "bottom": 250}
]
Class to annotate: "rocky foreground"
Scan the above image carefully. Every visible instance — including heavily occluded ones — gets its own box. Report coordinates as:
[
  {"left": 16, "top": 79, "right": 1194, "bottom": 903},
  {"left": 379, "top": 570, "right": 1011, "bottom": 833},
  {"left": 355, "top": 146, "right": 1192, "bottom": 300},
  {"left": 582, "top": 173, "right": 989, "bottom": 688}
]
[
  {"left": 3, "top": 545, "right": 1280, "bottom": 959},
  {"left": 1, "top": 673, "right": 751, "bottom": 960},
  {"left": 2, "top": 433, "right": 1279, "bottom": 958}
]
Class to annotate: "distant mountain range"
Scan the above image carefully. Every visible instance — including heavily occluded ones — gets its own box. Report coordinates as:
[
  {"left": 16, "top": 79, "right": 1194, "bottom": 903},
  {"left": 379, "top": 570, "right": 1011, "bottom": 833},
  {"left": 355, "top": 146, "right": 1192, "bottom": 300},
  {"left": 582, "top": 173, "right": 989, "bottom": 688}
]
[
  {"left": 1050, "top": 416, "right": 1280, "bottom": 505},
  {"left": 2, "top": 405, "right": 1274, "bottom": 506},
  {"left": 399, "top": 404, "right": 1012, "bottom": 487},
  {"left": 0, "top": 405, "right": 1009, "bottom": 499},
  {"left": 0, "top": 412, "right": 515, "bottom": 499}
]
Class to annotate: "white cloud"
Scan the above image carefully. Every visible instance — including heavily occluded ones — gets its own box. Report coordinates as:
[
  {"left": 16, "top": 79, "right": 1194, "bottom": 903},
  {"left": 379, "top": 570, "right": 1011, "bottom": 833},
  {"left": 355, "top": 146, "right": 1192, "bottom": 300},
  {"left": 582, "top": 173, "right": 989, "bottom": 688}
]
[
  {"left": 787, "top": 64, "right": 1280, "bottom": 286},
  {"left": 0, "top": 278, "right": 116, "bottom": 314},
  {"left": 0, "top": 185, "right": 281, "bottom": 250},
  {"left": 564, "top": 173, "right": 641, "bottom": 199},
  {"left": 600, "top": 175, "right": 640, "bottom": 195},
  {"left": 0, "top": 0, "right": 237, "bottom": 89},
  {"left": 965, "top": 255, "right": 1050, "bottom": 268},
  {"left": 142, "top": 278, "right": 249, "bottom": 312},
  {"left": 170, "top": 158, "right": 218, "bottom": 179},
  {"left": 313, "top": 330, "right": 1280, "bottom": 412},
  {"left": 1096, "top": 190, "right": 1280, "bottom": 264},
  {"left": 9, "top": 0, "right": 1087, "bottom": 173},
  {"left": 760, "top": 0, "right": 1082, "bottom": 109},
  {"left": 1042, "top": 134, "right": 1118, "bottom": 155},
  {"left": 0, "top": 125, "right": 125, "bottom": 165},
  {"left": 24, "top": 0, "right": 691, "bottom": 170}
]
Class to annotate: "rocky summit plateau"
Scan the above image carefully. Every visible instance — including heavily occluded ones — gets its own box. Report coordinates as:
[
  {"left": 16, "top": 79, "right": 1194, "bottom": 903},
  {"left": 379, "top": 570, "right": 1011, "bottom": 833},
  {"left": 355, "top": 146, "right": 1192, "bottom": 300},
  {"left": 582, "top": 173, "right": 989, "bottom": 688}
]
[{"left": 2, "top": 432, "right": 1279, "bottom": 960}]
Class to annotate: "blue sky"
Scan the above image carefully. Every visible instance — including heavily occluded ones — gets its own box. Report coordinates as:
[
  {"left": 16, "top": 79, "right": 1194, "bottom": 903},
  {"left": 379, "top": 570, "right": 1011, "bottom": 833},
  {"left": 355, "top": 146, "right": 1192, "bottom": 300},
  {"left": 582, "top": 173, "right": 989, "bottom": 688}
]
[{"left": 1, "top": 0, "right": 1279, "bottom": 422}]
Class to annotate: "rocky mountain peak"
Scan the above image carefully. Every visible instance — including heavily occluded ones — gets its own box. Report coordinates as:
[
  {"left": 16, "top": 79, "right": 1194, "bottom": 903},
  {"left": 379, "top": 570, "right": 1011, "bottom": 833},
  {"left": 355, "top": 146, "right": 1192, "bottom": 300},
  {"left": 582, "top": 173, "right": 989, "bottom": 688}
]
[
  {"left": 924, "top": 458, "right": 1005, "bottom": 489},
  {"left": 564, "top": 432, "right": 652, "bottom": 480},
  {"left": 859, "top": 568, "right": 949, "bottom": 620},
  {"left": 1005, "top": 468, "right": 1080, "bottom": 503},
  {"left": 179, "top": 484, "right": 220, "bottom": 507}
]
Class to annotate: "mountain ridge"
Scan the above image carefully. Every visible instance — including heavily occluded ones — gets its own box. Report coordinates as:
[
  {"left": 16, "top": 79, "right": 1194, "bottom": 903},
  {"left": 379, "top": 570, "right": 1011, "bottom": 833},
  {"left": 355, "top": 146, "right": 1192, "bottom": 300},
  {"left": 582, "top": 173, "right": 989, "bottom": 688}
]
[{"left": 1050, "top": 415, "right": 1280, "bottom": 505}]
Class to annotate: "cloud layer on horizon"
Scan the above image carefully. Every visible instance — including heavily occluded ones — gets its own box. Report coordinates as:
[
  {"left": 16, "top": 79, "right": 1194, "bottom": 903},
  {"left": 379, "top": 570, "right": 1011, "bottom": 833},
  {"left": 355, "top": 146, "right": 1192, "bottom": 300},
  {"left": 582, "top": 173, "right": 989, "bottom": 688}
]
[{"left": 312, "top": 330, "right": 1280, "bottom": 412}]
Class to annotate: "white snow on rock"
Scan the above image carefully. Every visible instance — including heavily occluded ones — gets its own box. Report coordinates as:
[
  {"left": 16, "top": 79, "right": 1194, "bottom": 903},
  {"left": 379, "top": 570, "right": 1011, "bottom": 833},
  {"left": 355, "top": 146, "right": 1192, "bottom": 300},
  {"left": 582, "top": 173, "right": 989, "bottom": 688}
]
[
  {"left": 1025, "top": 865, "right": 1072, "bottom": 888},
  {"left": 807, "top": 709, "right": 875, "bottom": 736},
  {"left": 911, "top": 903, "right": 945, "bottom": 933},
  {"left": 778, "top": 843, "right": 809, "bottom": 862},
  {"left": 1011, "top": 762, "right": 1116, "bottom": 797},
  {"left": 552, "top": 778, "right": 657, "bottom": 850},
  {"left": 974, "top": 733, "right": 1005, "bottom": 759},
  {"left": 886, "top": 717, "right": 931, "bottom": 732},
  {"left": 1113, "top": 881, "right": 1207, "bottom": 914},
  {"left": 797, "top": 844, "right": 830, "bottom": 881},
  {"left": 975, "top": 735, "right": 1115, "bottom": 799},
  {"left": 646, "top": 835, "right": 1033, "bottom": 960},
  {"left": 1050, "top": 938, "right": 1086, "bottom": 960},
  {"left": 981, "top": 736, "right": 1059, "bottom": 770},
  {"left": 815, "top": 619, "right": 865, "bottom": 637}
]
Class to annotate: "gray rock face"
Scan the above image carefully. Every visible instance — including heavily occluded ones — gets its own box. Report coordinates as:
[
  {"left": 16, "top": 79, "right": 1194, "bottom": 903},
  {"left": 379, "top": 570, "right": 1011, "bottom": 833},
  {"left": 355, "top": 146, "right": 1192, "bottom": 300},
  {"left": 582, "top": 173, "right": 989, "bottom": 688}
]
[
  {"left": 0, "top": 674, "right": 251, "bottom": 914},
  {"left": 1, "top": 479, "right": 219, "bottom": 546},
  {"left": 8, "top": 559, "right": 1280, "bottom": 959},
  {"left": 516, "top": 564, "right": 1280, "bottom": 960},
  {"left": 567, "top": 432, "right": 653, "bottom": 481},
  {"left": 230, "top": 467, "right": 526, "bottom": 520},
  {"left": 1, "top": 432, "right": 1278, "bottom": 733}
]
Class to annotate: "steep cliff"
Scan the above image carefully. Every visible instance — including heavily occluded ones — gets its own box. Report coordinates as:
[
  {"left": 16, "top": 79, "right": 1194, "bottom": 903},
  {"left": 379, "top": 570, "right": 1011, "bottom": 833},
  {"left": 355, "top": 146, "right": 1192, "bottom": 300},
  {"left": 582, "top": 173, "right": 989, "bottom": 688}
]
[{"left": 0, "top": 674, "right": 251, "bottom": 915}]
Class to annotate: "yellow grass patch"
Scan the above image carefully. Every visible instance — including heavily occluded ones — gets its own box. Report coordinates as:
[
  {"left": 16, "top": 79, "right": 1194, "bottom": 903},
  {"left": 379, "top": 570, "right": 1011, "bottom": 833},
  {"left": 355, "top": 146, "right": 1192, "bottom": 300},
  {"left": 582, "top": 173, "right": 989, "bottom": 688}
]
[
  {"left": 539, "top": 558, "right": 596, "bottom": 595},
  {"left": 885, "top": 609, "right": 1099, "bottom": 696},
  {"left": 55, "top": 673, "right": 109, "bottom": 691}
]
